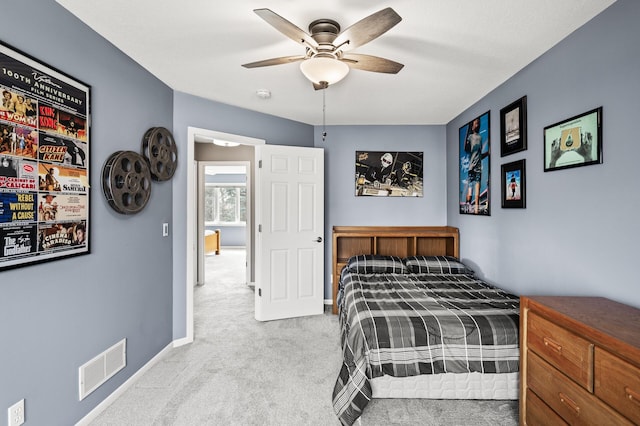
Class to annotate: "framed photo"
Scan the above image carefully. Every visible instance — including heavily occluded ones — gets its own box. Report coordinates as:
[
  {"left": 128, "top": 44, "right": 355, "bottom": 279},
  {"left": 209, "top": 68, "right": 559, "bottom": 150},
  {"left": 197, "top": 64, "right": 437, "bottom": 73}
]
[
  {"left": 544, "top": 107, "right": 602, "bottom": 172},
  {"left": 355, "top": 151, "right": 423, "bottom": 197},
  {"left": 1, "top": 41, "right": 90, "bottom": 271},
  {"left": 500, "top": 96, "right": 527, "bottom": 157},
  {"left": 459, "top": 111, "right": 490, "bottom": 215},
  {"left": 501, "top": 159, "right": 526, "bottom": 208}
]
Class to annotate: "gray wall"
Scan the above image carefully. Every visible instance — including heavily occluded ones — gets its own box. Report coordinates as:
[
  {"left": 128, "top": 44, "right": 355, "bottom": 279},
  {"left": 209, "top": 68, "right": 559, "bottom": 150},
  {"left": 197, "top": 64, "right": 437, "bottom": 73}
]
[
  {"left": 315, "top": 125, "right": 447, "bottom": 298},
  {"left": 446, "top": 0, "right": 640, "bottom": 309},
  {"left": 1, "top": 1, "right": 174, "bottom": 424},
  {"left": 171, "top": 92, "right": 314, "bottom": 339}
]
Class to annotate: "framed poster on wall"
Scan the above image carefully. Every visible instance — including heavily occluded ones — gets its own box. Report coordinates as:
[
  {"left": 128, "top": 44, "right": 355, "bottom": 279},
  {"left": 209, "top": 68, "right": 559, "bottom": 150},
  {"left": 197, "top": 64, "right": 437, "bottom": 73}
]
[
  {"left": 500, "top": 96, "right": 527, "bottom": 157},
  {"left": 544, "top": 107, "right": 602, "bottom": 172},
  {"left": 0, "top": 41, "right": 90, "bottom": 270},
  {"left": 355, "top": 151, "right": 423, "bottom": 197},
  {"left": 459, "top": 111, "right": 490, "bottom": 215},
  {"left": 501, "top": 159, "right": 526, "bottom": 209}
]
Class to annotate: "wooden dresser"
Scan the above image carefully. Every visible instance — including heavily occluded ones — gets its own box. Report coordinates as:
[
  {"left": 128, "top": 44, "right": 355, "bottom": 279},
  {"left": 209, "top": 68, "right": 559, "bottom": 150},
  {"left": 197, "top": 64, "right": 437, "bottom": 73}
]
[{"left": 520, "top": 296, "right": 640, "bottom": 425}]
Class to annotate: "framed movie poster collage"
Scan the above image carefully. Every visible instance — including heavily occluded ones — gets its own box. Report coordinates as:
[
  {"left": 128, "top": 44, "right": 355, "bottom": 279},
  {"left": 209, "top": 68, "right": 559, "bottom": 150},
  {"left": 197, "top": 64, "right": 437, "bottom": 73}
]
[
  {"left": 459, "top": 95, "right": 603, "bottom": 213},
  {"left": 0, "top": 42, "right": 90, "bottom": 270},
  {"left": 458, "top": 98, "right": 528, "bottom": 215}
]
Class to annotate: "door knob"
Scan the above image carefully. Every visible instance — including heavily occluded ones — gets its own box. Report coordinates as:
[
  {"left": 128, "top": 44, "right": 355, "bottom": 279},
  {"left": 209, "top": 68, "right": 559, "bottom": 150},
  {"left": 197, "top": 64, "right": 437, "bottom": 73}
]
[{"left": 315, "top": 237, "right": 323, "bottom": 243}]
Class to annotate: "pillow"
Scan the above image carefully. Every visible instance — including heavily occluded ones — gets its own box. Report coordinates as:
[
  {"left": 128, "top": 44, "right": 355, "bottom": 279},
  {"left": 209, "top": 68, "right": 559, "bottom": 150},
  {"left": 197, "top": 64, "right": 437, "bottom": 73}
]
[
  {"left": 344, "top": 255, "right": 408, "bottom": 274},
  {"left": 404, "top": 255, "right": 474, "bottom": 275}
]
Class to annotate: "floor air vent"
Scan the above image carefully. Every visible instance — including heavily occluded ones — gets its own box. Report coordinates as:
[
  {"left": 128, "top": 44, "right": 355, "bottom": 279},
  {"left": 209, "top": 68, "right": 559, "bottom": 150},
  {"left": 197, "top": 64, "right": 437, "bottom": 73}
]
[{"left": 79, "top": 338, "right": 126, "bottom": 400}]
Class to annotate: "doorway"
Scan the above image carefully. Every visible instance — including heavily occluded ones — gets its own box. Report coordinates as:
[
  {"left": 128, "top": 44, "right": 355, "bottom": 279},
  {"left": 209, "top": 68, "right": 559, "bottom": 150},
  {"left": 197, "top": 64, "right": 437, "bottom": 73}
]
[
  {"left": 197, "top": 162, "right": 250, "bottom": 287},
  {"left": 182, "top": 127, "right": 264, "bottom": 344}
]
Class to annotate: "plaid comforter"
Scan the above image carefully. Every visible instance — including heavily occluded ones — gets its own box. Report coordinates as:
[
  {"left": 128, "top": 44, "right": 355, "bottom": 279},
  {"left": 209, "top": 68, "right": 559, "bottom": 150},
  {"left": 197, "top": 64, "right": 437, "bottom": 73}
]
[{"left": 331, "top": 269, "right": 520, "bottom": 425}]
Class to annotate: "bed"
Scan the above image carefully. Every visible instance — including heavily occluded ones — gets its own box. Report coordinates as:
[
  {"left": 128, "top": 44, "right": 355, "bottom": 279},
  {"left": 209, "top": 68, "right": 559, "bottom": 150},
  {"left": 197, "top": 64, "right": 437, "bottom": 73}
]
[
  {"left": 331, "top": 226, "right": 520, "bottom": 425},
  {"left": 204, "top": 229, "right": 221, "bottom": 255}
]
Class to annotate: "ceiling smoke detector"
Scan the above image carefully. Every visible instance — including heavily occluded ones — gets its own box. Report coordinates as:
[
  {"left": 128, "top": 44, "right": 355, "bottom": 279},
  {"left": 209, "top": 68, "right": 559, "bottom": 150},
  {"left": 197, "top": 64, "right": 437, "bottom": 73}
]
[{"left": 256, "top": 89, "right": 271, "bottom": 99}]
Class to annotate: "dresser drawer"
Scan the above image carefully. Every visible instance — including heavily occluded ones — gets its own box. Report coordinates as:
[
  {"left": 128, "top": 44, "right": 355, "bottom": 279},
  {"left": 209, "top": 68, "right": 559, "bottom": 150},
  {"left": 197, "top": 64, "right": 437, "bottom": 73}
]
[
  {"left": 525, "top": 388, "right": 568, "bottom": 426},
  {"left": 527, "top": 350, "right": 632, "bottom": 425},
  {"left": 527, "top": 311, "right": 593, "bottom": 390},
  {"left": 594, "top": 347, "right": 640, "bottom": 424}
]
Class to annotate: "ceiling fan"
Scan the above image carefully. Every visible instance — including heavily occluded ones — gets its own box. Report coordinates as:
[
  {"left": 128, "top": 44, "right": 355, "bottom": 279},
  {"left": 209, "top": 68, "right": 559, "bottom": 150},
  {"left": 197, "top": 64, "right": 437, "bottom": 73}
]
[{"left": 242, "top": 7, "right": 404, "bottom": 90}]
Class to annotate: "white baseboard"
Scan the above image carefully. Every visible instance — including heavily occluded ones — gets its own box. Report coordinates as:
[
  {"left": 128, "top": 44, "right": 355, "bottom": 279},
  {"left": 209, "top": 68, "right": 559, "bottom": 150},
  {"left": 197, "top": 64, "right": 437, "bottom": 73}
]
[
  {"left": 324, "top": 299, "right": 332, "bottom": 305},
  {"left": 75, "top": 342, "right": 174, "bottom": 426},
  {"left": 172, "top": 335, "right": 193, "bottom": 348}
]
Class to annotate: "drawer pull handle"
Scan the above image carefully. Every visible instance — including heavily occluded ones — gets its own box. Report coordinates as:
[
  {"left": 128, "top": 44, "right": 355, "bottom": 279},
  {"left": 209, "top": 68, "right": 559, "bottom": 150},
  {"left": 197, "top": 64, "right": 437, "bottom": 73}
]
[
  {"left": 559, "top": 392, "right": 580, "bottom": 414},
  {"left": 543, "top": 337, "right": 562, "bottom": 354},
  {"left": 625, "top": 386, "right": 640, "bottom": 404}
]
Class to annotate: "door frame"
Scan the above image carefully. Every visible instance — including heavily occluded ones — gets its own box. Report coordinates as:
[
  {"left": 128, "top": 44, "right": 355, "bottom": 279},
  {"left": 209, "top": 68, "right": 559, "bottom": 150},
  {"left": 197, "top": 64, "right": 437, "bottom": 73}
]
[{"left": 183, "top": 127, "right": 264, "bottom": 344}]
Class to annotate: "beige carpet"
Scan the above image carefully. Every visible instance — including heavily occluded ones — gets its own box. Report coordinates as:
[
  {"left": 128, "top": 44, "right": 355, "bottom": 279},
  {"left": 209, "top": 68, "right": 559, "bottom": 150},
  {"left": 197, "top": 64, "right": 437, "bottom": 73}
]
[{"left": 90, "top": 248, "right": 518, "bottom": 425}]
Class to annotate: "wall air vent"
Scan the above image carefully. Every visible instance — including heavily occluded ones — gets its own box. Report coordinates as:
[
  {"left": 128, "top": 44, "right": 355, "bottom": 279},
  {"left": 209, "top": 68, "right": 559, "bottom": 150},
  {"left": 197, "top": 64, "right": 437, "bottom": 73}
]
[{"left": 78, "top": 338, "right": 126, "bottom": 400}]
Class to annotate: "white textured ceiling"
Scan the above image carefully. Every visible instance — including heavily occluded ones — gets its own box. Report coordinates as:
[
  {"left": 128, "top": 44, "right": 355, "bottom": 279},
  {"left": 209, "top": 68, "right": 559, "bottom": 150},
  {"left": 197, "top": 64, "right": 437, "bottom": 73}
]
[{"left": 56, "top": 0, "right": 615, "bottom": 125}]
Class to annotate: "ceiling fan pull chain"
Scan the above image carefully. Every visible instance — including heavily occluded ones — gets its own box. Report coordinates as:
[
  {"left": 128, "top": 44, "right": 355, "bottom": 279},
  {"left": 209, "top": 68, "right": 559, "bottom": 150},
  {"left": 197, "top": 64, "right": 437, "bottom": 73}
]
[{"left": 322, "top": 89, "right": 327, "bottom": 141}]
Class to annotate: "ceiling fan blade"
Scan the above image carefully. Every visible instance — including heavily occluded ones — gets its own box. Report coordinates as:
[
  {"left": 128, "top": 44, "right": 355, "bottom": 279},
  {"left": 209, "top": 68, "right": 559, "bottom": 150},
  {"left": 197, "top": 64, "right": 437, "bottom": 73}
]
[
  {"left": 242, "top": 55, "right": 305, "bottom": 68},
  {"left": 254, "top": 9, "right": 319, "bottom": 49},
  {"left": 341, "top": 54, "right": 404, "bottom": 74},
  {"left": 333, "top": 7, "right": 401, "bottom": 52}
]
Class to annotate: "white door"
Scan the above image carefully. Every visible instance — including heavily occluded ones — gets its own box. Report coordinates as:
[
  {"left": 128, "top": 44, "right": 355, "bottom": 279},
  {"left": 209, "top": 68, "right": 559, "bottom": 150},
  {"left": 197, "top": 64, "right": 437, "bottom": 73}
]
[{"left": 255, "top": 145, "right": 324, "bottom": 321}]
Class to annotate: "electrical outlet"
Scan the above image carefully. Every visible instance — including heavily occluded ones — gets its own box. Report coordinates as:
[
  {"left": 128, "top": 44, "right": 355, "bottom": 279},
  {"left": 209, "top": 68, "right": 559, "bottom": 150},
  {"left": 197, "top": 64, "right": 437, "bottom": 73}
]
[{"left": 8, "top": 399, "right": 25, "bottom": 426}]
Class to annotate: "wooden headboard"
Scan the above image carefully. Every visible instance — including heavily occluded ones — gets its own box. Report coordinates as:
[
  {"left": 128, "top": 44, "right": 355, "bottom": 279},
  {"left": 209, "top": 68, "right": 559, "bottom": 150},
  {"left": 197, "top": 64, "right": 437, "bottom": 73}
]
[{"left": 332, "top": 226, "right": 460, "bottom": 314}]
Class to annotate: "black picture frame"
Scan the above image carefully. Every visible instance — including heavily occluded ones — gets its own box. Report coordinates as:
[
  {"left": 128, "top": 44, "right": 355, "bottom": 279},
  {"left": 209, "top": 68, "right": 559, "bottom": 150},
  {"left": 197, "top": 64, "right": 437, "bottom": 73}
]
[
  {"left": 355, "top": 151, "right": 424, "bottom": 197},
  {"left": 501, "top": 159, "right": 526, "bottom": 209},
  {"left": 500, "top": 96, "right": 527, "bottom": 157},
  {"left": 544, "top": 107, "right": 602, "bottom": 172},
  {"left": 458, "top": 111, "right": 491, "bottom": 215},
  {"left": 1, "top": 41, "right": 90, "bottom": 271}
]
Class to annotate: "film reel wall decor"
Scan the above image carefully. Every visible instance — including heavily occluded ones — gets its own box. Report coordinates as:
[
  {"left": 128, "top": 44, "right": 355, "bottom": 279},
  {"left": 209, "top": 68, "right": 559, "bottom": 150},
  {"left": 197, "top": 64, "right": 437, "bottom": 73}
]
[
  {"left": 102, "top": 127, "right": 177, "bottom": 214},
  {"left": 141, "top": 127, "right": 178, "bottom": 181},
  {"left": 102, "top": 150, "right": 152, "bottom": 214}
]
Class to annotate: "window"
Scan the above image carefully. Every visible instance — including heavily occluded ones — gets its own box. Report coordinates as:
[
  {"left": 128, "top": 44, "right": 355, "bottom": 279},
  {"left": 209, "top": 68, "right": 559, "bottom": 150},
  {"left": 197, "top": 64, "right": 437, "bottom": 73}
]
[{"left": 204, "top": 184, "right": 246, "bottom": 225}]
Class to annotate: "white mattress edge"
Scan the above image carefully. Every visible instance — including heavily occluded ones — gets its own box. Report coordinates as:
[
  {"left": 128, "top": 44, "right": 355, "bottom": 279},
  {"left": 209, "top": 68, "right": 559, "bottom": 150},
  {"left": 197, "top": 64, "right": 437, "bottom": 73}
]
[{"left": 371, "top": 372, "right": 519, "bottom": 399}]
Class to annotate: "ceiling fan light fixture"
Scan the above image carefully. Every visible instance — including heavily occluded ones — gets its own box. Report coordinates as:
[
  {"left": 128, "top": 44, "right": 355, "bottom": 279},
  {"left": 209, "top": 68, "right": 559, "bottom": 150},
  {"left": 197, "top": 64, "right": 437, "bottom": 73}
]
[{"left": 299, "top": 57, "right": 349, "bottom": 86}]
